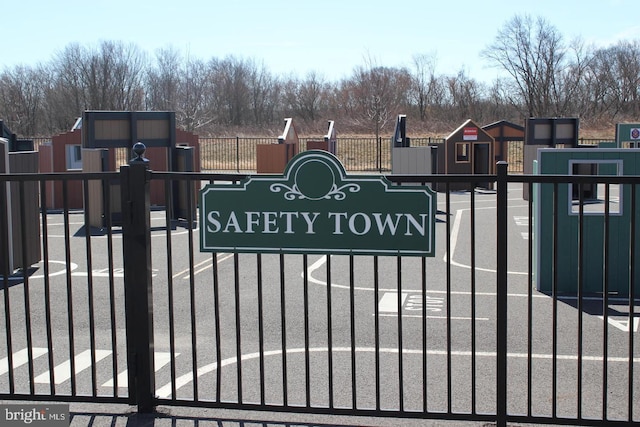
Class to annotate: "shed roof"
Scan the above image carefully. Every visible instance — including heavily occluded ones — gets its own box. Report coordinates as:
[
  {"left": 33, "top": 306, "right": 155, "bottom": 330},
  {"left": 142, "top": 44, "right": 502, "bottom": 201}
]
[
  {"left": 482, "top": 120, "right": 525, "bottom": 141},
  {"left": 446, "top": 119, "right": 493, "bottom": 141}
]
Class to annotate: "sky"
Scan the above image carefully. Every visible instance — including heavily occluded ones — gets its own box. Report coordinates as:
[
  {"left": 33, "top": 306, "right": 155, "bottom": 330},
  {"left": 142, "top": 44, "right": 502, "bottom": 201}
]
[{"left": 3, "top": 0, "right": 640, "bottom": 83}]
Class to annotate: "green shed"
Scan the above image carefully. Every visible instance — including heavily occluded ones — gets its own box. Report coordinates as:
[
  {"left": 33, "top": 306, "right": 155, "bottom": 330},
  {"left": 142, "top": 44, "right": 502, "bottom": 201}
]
[{"left": 535, "top": 148, "right": 640, "bottom": 297}]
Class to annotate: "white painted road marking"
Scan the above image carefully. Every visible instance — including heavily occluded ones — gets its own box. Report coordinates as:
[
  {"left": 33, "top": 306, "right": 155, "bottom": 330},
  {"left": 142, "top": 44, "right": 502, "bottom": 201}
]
[
  {"left": 378, "top": 292, "right": 487, "bottom": 320},
  {"left": 446, "top": 206, "right": 529, "bottom": 275},
  {"left": 513, "top": 215, "right": 529, "bottom": 239},
  {"left": 2, "top": 345, "right": 637, "bottom": 398},
  {"left": 34, "top": 349, "right": 111, "bottom": 384},
  {"left": 598, "top": 316, "right": 640, "bottom": 332},
  {"left": 102, "top": 351, "right": 178, "bottom": 387},
  {"left": 0, "top": 347, "right": 48, "bottom": 376},
  {"left": 513, "top": 216, "right": 529, "bottom": 227},
  {"left": 378, "top": 292, "right": 407, "bottom": 312},
  {"left": 155, "top": 346, "right": 640, "bottom": 399}
]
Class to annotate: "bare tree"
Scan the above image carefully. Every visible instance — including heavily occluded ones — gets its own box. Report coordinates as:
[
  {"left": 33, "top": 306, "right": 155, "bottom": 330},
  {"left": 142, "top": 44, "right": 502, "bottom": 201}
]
[
  {"left": 602, "top": 40, "right": 640, "bottom": 120},
  {"left": 49, "top": 41, "right": 146, "bottom": 120},
  {"left": 443, "top": 69, "right": 486, "bottom": 122},
  {"left": 346, "top": 55, "right": 412, "bottom": 138},
  {"left": 482, "top": 14, "right": 567, "bottom": 117},
  {"left": 247, "top": 60, "right": 279, "bottom": 126},
  {"left": 410, "top": 53, "right": 439, "bottom": 122},
  {"left": 210, "top": 56, "right": 253, "bottom": 127},
  {"left": 176, "top": 58, "right": 215, "bottom": 132},
  {"left": 0, "top": 65, "right": 46, "bottom": 135},
  {"left": 145, "top": 46, "right": 182, "bottom": 111},
  {"left": 281, "top": 71, "right": 329, "bottom": 128}
]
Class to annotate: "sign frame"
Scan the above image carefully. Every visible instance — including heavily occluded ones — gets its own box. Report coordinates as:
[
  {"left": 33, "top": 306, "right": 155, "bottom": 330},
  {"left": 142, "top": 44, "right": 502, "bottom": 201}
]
[{"left": 199, "top": 151, "right": 437, "bottom": 256}]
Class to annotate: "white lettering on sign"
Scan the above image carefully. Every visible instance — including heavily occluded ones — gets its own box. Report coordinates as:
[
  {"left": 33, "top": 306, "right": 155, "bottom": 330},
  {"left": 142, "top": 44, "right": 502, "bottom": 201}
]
[
  {"left": 328, "top": 212, "right": 348, "bottom": 234},
  {"left": 300, "top": 212, "right": 321, "bottom": 234},
  {"left": 349, "top": 212, "right": 371, "bottom": 235},
  {"left": 280, "top": 211, "right": 298, "bottom": 233},
  {"left": 373, "top": 213, "right": 403, "bottom": 235},
  {"left": 206, "top": 211, "right": 429, "bottom": 237}
]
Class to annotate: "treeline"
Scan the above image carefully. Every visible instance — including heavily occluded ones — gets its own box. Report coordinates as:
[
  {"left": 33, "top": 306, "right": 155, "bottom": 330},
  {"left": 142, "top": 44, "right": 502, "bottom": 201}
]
[{"left": 1, "top": 15, "right": 639, "bottom": 138}]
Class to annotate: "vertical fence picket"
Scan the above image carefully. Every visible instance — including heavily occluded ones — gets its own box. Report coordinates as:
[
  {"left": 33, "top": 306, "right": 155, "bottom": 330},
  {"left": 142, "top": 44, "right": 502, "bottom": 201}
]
[{"left": 496, "top": 161, "right": 508, "bottom": 427}]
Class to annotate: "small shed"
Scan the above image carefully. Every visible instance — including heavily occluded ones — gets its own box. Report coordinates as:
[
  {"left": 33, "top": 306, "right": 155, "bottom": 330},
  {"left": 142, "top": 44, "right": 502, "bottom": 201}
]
[
  {"left": 535, "top": 148, "right": 640, "bottom": 297},
  {"left": 38, "top": 129, "right": 86, "bottom": 210},
  {"left": 615, "top": 123, "right": 640, "bottom": 147},
  {"left": 482, "top": 120, "right": 524, "bottom": 163},
  {"left": 436, "top": 119, "right": 495, "bottom": 191},
  {"left": 1, "top": 135, "right": 41, "bottom": 275},
  {"left": 306, "top": 120, "right": 337, "bottom": 154},
  {"left": 522, "top": 117, "right": 580, "bottom": 200},
  {"left": 390, "top": 114, "right": 438, "bottom": 177},
  {"left": 256, "top": 118, "right": 300, "bottom": 173}
]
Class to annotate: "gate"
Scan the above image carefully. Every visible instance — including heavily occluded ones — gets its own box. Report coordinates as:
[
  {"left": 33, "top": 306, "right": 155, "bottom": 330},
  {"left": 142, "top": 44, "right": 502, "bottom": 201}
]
[{"left": 1, "top": 152, "right": 639, "bottom": 426}]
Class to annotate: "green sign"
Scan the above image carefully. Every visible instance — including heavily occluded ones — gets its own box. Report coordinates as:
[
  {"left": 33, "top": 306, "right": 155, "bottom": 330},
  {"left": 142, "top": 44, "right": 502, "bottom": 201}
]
[{"left": 199, "top": 151, "right": 436, "bottom": 256}]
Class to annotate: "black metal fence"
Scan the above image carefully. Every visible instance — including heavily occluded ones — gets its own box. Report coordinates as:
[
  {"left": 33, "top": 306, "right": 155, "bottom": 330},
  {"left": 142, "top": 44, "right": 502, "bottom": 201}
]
[
  {"left": 28, "top": 136, "right": 613, "bottom": 174},
  {"left": 0, "top": 159, "right": 638, "bottom": 426},
  {"left": 195, "top": 136, "right": 446, "bottom": 172},
  {"left": 194, "top": 137, "right": 612, "bottom": 173}
]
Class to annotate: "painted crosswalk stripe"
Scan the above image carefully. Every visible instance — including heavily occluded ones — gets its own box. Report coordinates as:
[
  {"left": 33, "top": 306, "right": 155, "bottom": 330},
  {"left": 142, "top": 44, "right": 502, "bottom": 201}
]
[
  {"left": 34, "top": 349, "right": 111, "bottom": 385},
  {"left": 102, "top": 352, "right": 178, "bottom": 387},
  {"left": 0, "top": 348, "right": 48, "bottom": 376}
]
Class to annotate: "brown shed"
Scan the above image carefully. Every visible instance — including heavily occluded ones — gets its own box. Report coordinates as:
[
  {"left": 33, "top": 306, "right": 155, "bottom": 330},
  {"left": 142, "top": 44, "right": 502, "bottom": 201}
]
[
  {"left": 482, "top": 120, "right": 524, "bottom": 163},
  {"left": 256, "top": 118, "right": 300, "bottom": 174},
  {"left": 437, "top": 119, "right": 495, "bottom": 191},
  {"left": 40, "top": 112, "right": 200, "bottom": 214},
  {"left": 38, "top": 129, "right": 88, "bottom": 210}
]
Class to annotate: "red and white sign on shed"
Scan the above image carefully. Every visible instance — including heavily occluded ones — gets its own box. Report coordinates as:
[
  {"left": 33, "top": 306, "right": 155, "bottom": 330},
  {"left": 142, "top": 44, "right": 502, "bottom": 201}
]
[{"left": 463, "top": 127, "right": 478, "bottom": 141}]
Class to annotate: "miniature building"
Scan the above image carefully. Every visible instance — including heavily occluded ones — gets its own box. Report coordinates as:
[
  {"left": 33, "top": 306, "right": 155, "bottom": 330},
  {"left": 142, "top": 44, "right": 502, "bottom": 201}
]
[
  {"left": 256, "top": 118, "right": 300, "bottom": 173},
  {"left": 39, "top": 112, "right": 200, "bottom": 222},
  {"left": 535, "top": 148, "right": 640, "bottom": 297},
  {"left": 390, "top": 114, "right": 438, "bottom": 177},
  {"left": 306, "top": 120, "right": 337, "bottom": 154},
  {"left": 615, "top": 123, "right": 640, "bottom": 147},
  {"left": 436, "top": 119, "right": 495, "bottom": 191},
  {"left": 482, "top": 120, "right": 525, "bottom": 164},
  {"left": 1, "top": 125, "right": 41, "bottom": 275},
  {"left": 38, "top": 129, "right": 86, "bottom": 209},
  {"left": 522, "top": 117, "right": 579, "bottom": 200}
]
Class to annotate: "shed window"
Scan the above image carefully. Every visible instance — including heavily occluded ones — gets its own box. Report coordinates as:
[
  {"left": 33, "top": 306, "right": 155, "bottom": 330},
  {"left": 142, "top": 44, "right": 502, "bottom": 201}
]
[
  {"left": 569, "top": 160, "right": 622, "bottom": 216},
  {"left": 65, "top": 145, "right": 82, "bottom": 170},
  {"left": 455, "top": 143, "right": 470, "bottom": 162}
]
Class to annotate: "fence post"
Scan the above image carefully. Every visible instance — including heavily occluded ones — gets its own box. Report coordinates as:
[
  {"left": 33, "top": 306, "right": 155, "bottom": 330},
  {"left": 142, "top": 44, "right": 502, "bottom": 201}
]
[
  {"left": 121, "top": 142, "right": 155, "bottom": 413},
  {"left": 377, "top": 136, "right": 382, "bottom": 172},
  {"left": 496, "top": 161, "right": 508, "bottom": 427}
]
